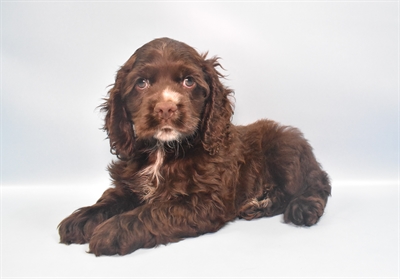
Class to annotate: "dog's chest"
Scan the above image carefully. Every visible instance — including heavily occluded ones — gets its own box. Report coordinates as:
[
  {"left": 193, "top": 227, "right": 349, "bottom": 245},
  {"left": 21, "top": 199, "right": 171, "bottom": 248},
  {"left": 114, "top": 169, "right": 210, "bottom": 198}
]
[{"left": 135, "top": 149, "right": 191, "bottom": 203}]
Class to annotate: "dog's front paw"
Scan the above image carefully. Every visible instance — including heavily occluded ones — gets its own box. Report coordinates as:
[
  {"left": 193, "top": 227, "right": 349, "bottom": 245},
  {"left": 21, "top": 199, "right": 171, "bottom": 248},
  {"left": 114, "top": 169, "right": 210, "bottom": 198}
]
[
  {"left": 89, "top": 215, "right": 150, "bottom": 256},
  {"left": 58, "top": 207, "right": 106, "bottom": 245}
]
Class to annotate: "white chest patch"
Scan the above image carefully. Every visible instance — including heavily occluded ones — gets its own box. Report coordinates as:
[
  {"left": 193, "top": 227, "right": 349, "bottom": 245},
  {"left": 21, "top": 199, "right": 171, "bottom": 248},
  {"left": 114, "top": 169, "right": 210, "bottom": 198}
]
[{"left": 138, "top": 148, "right": 164, "bottom": 201}]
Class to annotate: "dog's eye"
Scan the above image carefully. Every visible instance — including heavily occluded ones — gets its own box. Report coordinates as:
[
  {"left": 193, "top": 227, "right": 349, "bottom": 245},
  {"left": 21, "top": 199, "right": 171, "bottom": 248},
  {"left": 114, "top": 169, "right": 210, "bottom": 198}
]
[
  {"left": 183, "top": 76, "right": 195, "bottom": 88},
  {"left": 136, "top": 78, "right": 149, "bottom": 90}
]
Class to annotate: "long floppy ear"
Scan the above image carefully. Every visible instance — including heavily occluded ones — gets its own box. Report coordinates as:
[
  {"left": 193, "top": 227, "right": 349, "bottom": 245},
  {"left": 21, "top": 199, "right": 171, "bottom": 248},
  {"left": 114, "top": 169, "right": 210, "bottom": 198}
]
[
  {"left": 101, "top": 55, "right": 137, "bottom": 160},
  {"left": 201, "top": 55, "right": 234, "bottom": 155}
]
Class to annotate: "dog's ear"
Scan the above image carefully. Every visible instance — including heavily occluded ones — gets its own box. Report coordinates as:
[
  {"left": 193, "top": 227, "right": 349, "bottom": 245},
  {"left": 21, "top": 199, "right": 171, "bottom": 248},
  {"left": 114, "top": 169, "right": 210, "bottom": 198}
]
[
  {"left": 201, "top": 55, "right": 234, "bottom": 155},
  {"left": 101, "top": 55, "right": 137, "bottom": 160}
]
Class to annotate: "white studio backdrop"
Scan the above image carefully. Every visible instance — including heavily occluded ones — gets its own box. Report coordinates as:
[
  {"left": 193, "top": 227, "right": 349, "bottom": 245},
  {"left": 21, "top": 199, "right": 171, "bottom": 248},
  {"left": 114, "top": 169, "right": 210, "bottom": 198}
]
[
  {"left": 2, "top": 1, "right": 398, "bottom": 186},
  {"left": 1, "top": 2, "right": 399, "bottom": 279}
]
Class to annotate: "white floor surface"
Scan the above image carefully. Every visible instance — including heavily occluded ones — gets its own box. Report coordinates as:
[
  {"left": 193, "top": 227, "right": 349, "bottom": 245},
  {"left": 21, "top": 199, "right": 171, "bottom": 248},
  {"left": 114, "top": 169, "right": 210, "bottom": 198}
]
[{"left": 1, "top": 182, "right": 399, "bottom": 278}]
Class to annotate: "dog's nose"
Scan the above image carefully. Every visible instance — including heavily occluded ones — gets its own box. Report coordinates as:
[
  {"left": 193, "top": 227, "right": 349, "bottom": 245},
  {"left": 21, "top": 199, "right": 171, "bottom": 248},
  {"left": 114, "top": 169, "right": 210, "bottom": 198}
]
[{"left": 154, "top": 101, "right": 178, "bottom": 119}]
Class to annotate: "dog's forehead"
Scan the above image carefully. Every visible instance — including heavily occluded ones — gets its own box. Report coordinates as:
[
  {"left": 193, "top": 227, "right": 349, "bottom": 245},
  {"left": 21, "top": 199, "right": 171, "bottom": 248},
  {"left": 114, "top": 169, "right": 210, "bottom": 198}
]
[
  {"left": 132, "top": 60, "right": 199, "bottom": 81},
  {"left": 132, "top": 51, "right": 203, "bottom": 80},
  {"left": 134, "top": 39, "right": 201, "bottom": 65}
]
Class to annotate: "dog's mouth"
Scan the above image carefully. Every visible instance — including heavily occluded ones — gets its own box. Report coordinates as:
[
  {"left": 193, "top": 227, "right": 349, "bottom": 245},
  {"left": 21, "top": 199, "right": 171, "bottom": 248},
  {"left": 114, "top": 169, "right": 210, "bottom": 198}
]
[
  {"left": 161, "top": 127, "right": 173, "bottom": 133},
  {"left": 154, "top": 126, "right": 181, "bottom": 142}
]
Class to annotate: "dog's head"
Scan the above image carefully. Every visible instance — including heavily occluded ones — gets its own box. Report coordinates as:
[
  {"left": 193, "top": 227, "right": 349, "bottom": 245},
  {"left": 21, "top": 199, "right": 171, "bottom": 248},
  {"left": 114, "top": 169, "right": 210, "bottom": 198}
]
[{"left": 102, "top": 38, "right": 233, "bottom": 159}]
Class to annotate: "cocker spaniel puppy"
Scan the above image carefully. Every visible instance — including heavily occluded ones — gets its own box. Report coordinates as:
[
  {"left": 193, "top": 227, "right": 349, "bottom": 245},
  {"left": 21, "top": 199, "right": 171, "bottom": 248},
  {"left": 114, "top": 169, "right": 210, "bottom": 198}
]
[{"left": 58, "top": 38, "right": 331, "bottom": 256}]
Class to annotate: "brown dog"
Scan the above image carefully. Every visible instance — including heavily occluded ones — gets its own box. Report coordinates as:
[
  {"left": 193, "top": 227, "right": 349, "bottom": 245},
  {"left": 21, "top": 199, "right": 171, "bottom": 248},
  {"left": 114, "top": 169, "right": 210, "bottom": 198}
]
[{"left": 58, "top": 38, "right": 331, "bottom": 256}]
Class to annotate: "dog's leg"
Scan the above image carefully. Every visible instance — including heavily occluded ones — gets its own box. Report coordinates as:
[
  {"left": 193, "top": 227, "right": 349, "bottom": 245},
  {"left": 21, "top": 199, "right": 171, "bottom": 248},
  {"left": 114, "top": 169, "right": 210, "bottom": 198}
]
[
  {"left": 88, "top": 197, "right": 227, "bottom": 256},
  {"left": 284, "top": 169, "right": 331, "bottom": 226},
  {"left": 58, "top": 187, "right": 139, "bottom": 244}
]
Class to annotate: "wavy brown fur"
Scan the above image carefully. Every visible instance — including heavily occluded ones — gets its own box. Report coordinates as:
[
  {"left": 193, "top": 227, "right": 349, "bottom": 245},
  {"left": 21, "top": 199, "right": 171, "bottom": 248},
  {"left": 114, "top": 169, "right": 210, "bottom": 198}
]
[{"left": 58, "top": 38, "right": 331, "bottom": 256}]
